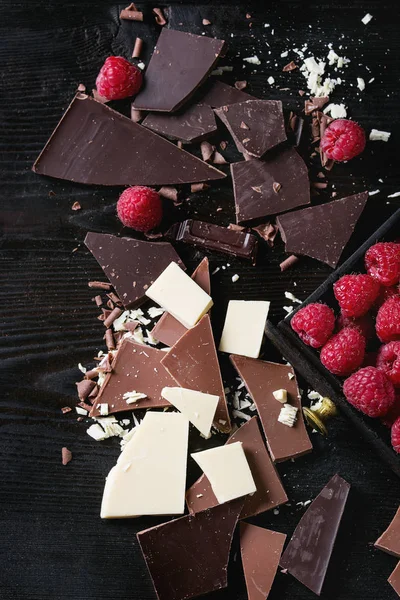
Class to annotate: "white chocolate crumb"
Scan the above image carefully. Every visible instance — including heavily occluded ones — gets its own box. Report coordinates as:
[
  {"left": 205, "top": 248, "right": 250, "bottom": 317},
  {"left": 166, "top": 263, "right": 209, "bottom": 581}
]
[
  {"left": 243, "top": 55, "right": 261, "bottom": 65},
  {"left": 357, "top": 77, "right": 365, "bottom": 91},
  {"left": 273, "top": 389, "right": 288, "bottom": 403},
  {"left": 231, "top": 274, "right": 240, "bottom": 282},
  {"left": 123, "top": 390, "right": 147, "bottom": 404},
  {"left": 285, "top": 291, "right": 302, "bottom": 304},
  {"left": 361, "top": 13, "right": 373, "bottom": 25},
  {"left": 369, "top": 129, "right": 391, "bottom": 142}
]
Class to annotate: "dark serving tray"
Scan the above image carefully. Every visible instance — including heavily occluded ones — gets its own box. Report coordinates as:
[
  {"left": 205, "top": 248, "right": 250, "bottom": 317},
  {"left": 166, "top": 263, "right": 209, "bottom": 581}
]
[{"left": 266, "top": 208, "right": 400, "bottom": 478}]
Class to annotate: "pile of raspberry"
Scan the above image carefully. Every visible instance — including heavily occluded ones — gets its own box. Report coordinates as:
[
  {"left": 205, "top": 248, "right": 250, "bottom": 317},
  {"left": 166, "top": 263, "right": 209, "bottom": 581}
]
[{"left": 291, "top": 241, "right": 400, "bottom": 454}]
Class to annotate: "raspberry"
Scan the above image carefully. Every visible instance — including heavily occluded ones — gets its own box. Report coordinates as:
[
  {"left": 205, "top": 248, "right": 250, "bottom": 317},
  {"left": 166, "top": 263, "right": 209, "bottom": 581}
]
[
  {"left": 343, "top": 366, "right": 395, "bottom": 418},
  {"left": 320, "top": 327, "right": 366, "bottom": 376},
  {"left": 320, "top": 119, "right": 366, "bottom": 162},
  {"left": 377, "top": 342, "right": 400, "bottom": 387},
  {"left": 334, "top": 274, "right": 380, "bottom": 318},
  {"left": 96, "top": 56, "right": 143, "bottom": 101},
  {"left": 391, "top": 417, "right": 400, "bottom": 453},
  {"left": 376, "top": 296, "right": 400, "bottom": 342},
  {"left": 365, "top": 242, "right": 400, "bottom": 287},
  {"left": 290, "top": 303, "right": 335, "bottom": 348},
  {"left": 117, "top": 186, "right": 162, "bottom": 232},
  {"left": 336, "top": 313, "right": 375, "bottom": 341}
]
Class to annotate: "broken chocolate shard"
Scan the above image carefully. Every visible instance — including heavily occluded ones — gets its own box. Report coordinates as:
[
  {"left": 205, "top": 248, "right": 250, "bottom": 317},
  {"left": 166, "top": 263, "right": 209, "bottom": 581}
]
[
  {"left": 231, "top": 148, "right": 310, "bottom": 223},
  {"left": 89, "top": 339, "right": 174, "bottom": 417},
  {"left": 283, "top": 61, "right": 297, "bottom": 71},
  {"left": 215, "top": 100, "right": 286, "bottom": 158},
  {"left": 276, "top": 191, "right": 369, "bottom": 268},
  {"left": 240, "top": 523, "right": 286, "bottom": 600},
  {"left": 374, "top": 506, "right": 400, "bottom": 558},
  {"left": 137, "top": 497, "right": 245, "bottom": 600},
  {"left": 186, "top": 416, "right": 287, "bottom": 518},
  {"left": 133, "top": 29, "right": 226, "bottom": 112},
  {"left": 305, "top": 96, "right": 329, "bottom": 115},
  {"left": 161, "top": 314, "right": 231, "bottom": 432},
  {"left": 252, "top": 222, "right": 278, "bottom": 247},
  {"left": 389, "top": 562, "right": 400, "bottom": 597},
  {"left": 230, "top": 356, "right": 312, "bottom": 462},
  {"left": 33, "top": 94, "right": 225, "bottom": 186},
  {"left": 142, "top": 104, "right": 217, "bottom": 143},
  {"left": 197, "top": 80, "right": 254, "bottom": 108},
  {"left": 84, "top": 232, "right": 184, "bottom": 309},
  {"left": 280, "top": 474, "right": 350, "bottom": 596},
  {"left": 152, "top": 257, "right": 210, "bottom": 347},
  {"left": 76, "top": 379, "right": 96, "bottom": 401},
  {"left": 165, "top": 219, "right": 258, "bottom": 264}
]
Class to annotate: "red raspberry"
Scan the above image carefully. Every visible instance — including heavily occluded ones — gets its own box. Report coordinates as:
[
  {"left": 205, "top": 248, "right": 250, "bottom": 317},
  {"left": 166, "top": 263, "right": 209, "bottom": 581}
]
[
  {"left": 117, "top": 186, "right": 162, "bottom": 232},
  {"left": 391, "top": 417, "right": 400, "bottom": 453},
  {"left": 320, "top": 119, "right": 366, "bottom": 162},
  {"left": 376, "top": 296, "right": 400, "bottom": 342},
  {"left": 291, "top": 303, "right": 335, "bottom": 348},
  {"left": 343, "top": 366, "right": 395, "bottom": 418},
  {"left": 374, "top": 285, "right": 399, "bottom": 309},
  {"left": 377, "top": 342, "right": 400, "bottom": 387},
  {"left": 96, "top": 56, "right": 143, "bottom": 101},
  {"left": 382, "top": 397, "right": 400, "bottom": 428},
  {"left": 336, "top": 313, "right": 375, "bottom": 341},
  {"left": 365, "top": 242, "right": 400, "bottom": 287},
  {"left": 320, "top": 327, "right": 366, "bottom": 376},
  {"left": 334, "top": 274, "right": 381, "bottom": 318}
]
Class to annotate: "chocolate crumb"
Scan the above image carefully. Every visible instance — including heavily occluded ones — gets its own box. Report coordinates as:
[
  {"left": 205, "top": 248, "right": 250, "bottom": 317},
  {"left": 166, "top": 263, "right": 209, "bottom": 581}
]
[
  {"left": 106, "top": 299, "right": 114, "bottom": 310},
  {"left": 252, "top": 223, "right": 278, "bottom": 247},
  {"left": 78, "top": 401, "right": 92, "bottom": 412},
  {"left": 104, "top": 307, "right": 123, "bottom": 329},
  {"left": 62, "top": 447, "right": 72, "bottom": 466},
  {"left": 77, "top": 416, "right": 84, "bottom": 422},
  {"left": 71, "top": 201, "right": 81, "bottom": 211},
  {"left": 125, "top": 2, "right": 138, "bottom": 9},
  {"left": 202, "top": 18, "right": 211, "bottom": 25},
  {"left": 240, "top": 121, "right": 249, "bottom": 130},
  {"left": 273, "top": 182, "right": 282, "bottom": 193},
  {"left": 251, "top": 186, "right": 262, "bottom": 193},
  {"left": 107, "top": 292, "right": 122, "bottom": 306},
  {"left": 213, "top": 151, "right": 227, "bottom": 165},
  {"left": 153, "top": 7, "right": 167, "bottom": 25},
  {"left": 191, "top": 183, "right": 209, "bottom": 193},
  {"left": 220, "top": 141, "right": 228, "bottom": 150},
  {"left": 92, "top": 89, "right": 108, "bottom": 104},
  {"left": 246, "top": 13, "right": 252, "bottom": 18},
  {"left": 77, "top": 83, "right": 86, "bottom": 92},
  {"left": 280, "top": 255, "right": 300, "bottom": 272},
  {"left": 48, "top": 190, "right": 56, "bottom": 197},
  {"left": 94, "top": 295, "right": 103, "bottom": 307},
  {"left": 131, "top": 107, "right": 144, "bottom": 123},
  {"left": 242, "top": 138, "right": 250, "bottom": 144},
  {"left": 61, "top": 406, "right": 72, "bottom": 414},
  {"left": 132, "top": 37, "right": 143, "bottom": 59},
  {"left": 222, "top": 105, "right": 229, "bottom": 112},
  {"left": 97, "top": 314, "right": 105, "bottom": 321},
  {"left": 159, "top": 186, "right": 179, "bottom": 202},
  {"left": 298, "top": 90, "right": 306, "bottom": 96},
  {"left": 235, "top": 80, "right": 247, "bottom": 90},
  {"left": 228, "top": 223, "right": 246, "bottom": 231},
  {"left": 200, "top": 141, "right": 215, "bottom": 162},
  {"left": 105, "top": 328, "right": 116, "bottom": 350},
  {"left": 283, "top": 61, "right": 297, "bottom": 72}
]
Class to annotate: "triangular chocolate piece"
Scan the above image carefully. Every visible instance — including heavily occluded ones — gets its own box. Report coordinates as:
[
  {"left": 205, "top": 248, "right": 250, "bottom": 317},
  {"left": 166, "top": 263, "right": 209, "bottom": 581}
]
[
  {"left": 277, "top": 191, "right": 369, "bottom": 268},
  {"left": 32, "top": 94, "right": 225, "bottom": 185},
  {"left": 89, "top": 339, "right": 175, "bottom": 417},
  {"left": 231, "top": 149, "right": 310, "bottom": 224},
  {"left": 374, "top": 506, "right": 400, "bottom": 558},
  {"left": 137, "top": 498, "right": 245, "bottom": 600},
  {"left": 133, "top": 28, "right": 226, "bottom": 112},
  {"left": 142, "top": 104, "right": 217, "bottom": 143},
  {"left": 84, "top": 232, "right": 184, "bottom": 309},
  {"left": 389, "top": 562, "right": 400, "bottom": 597},
  {"left": 240, "top": 523, "right": 286, "bottom": 600},
  {"left": 186, "top": 416, "right": 288, "bottom": 518},
  {"left": 197, "top": 80, "right": 255, "bottom": 108},
  {"left": 215, "top": 99, "right": 286, "bottom": 157},
  {"left": 280, "top": 474, "right": 350, "bottom": 596},
  {"left": 230, "top": 356, "right": 312, "bottom": 462},
  {"left": 152, "top": 257, "right": 210, "bottom": 346},
  {"left": 161, "top": 314, "right": 231, "bottom": 432}
]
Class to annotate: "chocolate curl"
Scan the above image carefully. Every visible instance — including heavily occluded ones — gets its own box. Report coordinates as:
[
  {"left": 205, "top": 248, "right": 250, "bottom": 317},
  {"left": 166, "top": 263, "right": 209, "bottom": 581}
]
[
  {"left": 103, "top": 307, "right": 123, "bottom": 328},
  {"left": 62, "top": 447, "right": 72, "bottom": 466},
  {"left": 200, "top": 141, "right": 215, "bottom": 162},
  {"left": 120, "top": 9, "right": 143, "bottom": 21},
  {"left": 131, "top": 106, "right": 144, "bottom": 123},
  {"left": 85, "top": 368, "right": 100, "bottom": 380},
  {"left": 312, "top": 182, "right": 328, "bottom": 189},
  {"left": 107, "top": 291, "right": 122, "bottom": 306},
  {"left": 280, "top": 255, "right": 300, "bottom": 272},
  {"left": 132, "top": 37, "right": 143, "bottom": 59},
  {"left": 158, "top": 186, "right": 179, "bottom": 202},
  {"left": 235, "top": 80, "right": 247, "bottom": 90},
  {"left": 76, "top": 379, "right": 96, "bottom": 401},
  {"left": 93, "top": 295, "right": 102, "bottom": 307},
  {"left": 190, "top": 183, "right": 210, "bottom": 193},
  {"left": 153, "top": 7, "right": 167, "bottom": 25},
  {"left": 105, "top": 328, "right": 116, "bottom": 350},
  {"left": 88, "top": 281, "right": 112, "bottom": 290}
]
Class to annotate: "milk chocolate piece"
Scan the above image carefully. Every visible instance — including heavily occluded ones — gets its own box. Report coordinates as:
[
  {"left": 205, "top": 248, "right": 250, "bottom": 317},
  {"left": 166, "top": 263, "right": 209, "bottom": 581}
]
[
  {"left": 231, "top": 148, "right": 310, "bottom": 223},
  {"left": 137, "top": 498, "right": 245, "bottom": 600},
  {"left": 89, "top": 339, "right": 174, "bottom": 417},
  {"left": 389, "top": 562, "right": 400, "bottom": 597},
  {"left": 161, "top": 314, "right": 231, "bottom": 432},
  {"left": 85, "top": 232, "right": 184, "bottom": 309},
  {"left": 152, "top": 258, "right": 210, "bottom": 347},
  {"left": 240, "top": 523, "right": 286, "bottom": 600},
  {"left": 215, "top": 100, "right": 286, "bottom": 157},
  {"left": 165, "top": 219, "right": 258, "bottom": 264},
  {"left": 76, "top": 379, "right": 96, "bottom": 401},
  {"left": 33, "top": 94, "right": 225, "bottom": 186},
  {"left": 133, "top": 29, "right": 226, "bottom": 112},
  {"left": 280, "top": 474, "right": 350, "bottom": 596},
  {"left": 198, "top": 80, "right": 254, "bottom": 107},
  {"left": 142, "top": 104, "right": 217, "bottom": 143},
  {"left": 186, "top": 417, "right": 287, "bottom": 517},
  {"left": 277, "top": 191, "right": 369, "bottom": 268},
  {"left": 375, "top": 506, "right": 400, "bottom": 557},
  {"left": 230, "top": 356, "right": 312, "bottom": 462}
]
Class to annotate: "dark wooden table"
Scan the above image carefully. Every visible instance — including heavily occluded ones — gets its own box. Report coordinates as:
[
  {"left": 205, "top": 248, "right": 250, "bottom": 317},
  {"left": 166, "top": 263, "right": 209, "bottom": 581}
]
[{"left": 1, "top": 2, "right": 400, "bottom": 599}]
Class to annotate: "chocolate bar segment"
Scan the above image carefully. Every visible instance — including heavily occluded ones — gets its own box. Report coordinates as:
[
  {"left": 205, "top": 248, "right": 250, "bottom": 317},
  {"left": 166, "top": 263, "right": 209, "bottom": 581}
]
[
  {"left": 142, "top": 104, "right": 217, "bottom": 143},
  {"left": 375, "top": 506, "right": 400, "bottom": 558},
  {"left": 389, "top": 562, "right": 400, "bottom": 597},
  {"left": 198, "top": 80, "right": 255, "bottom": 108}
]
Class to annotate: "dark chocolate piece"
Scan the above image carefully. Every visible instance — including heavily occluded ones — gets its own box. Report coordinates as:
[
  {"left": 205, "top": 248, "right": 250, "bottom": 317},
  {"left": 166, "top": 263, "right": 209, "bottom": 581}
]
[
  {"left": 133, "top": 29, "right": 226, "bottom": 112},
  {"left": 230, "top": 356, "right": 312, "bottom": 462},
  {"left": 198, "top": 80, "right": 254, "bottom": 107},
  {"left": 240, "top": 523, "right": 286, "bottom": 600},
  {"left": 142, "top": 104, "right": 217, "bottom": 143},
  {"left": 280, "top": 254, "right": 299, "bottom": 271},
  {"left": 84, "top": 232, "right": 184, "bottom": 309},
  {"left": 374, "top": 506, "right": 400, "bottom": 557},
  {"left": 215, "top": 100, "right": 286, "bottom": 157},
  {"left": 280, "top": 474, "right": 350, "bottom": 596},
  {"left": 231, "top": 148, "right": 310, "bottom": 224},
  {"left": 33, "top": 94, "right": 225, "bottom": 186},
  {"left": 389, "top": 562, "right": 400, "bottom": 597},
  {"left": 137, "top": 498, "right": 245, "bottom": 600},
  {"left": 165, "top": 219, "right": 258, "bottom": 264},
  {"left": 276, "top": 191, "right": 369, "bottom": 268},
  {"left": 161, "top": 314, "right": 231, "bottom": 433},
  {"left": 186, "top": 416, "right": 287, "bottom": 518},
  {"left": 90, "top": 339, "right": 174, "bottom": 417}
]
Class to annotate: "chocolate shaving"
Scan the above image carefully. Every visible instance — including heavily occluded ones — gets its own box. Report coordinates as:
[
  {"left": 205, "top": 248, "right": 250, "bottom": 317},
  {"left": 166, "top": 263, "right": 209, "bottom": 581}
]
[
  {"left": 228, "top": 223, "right": 246, "bottom": 231},
  {"left": 106, "top": 299, "right": 114, "bottom": 310},
  {"left": 61, "top": 406, "right": 72, "bottom": 414},
  {"left": 76, "top": 379, "right": 96, "bottom": 401},
  {"left": 213, "top": 151, "right": 227, "bottom": 165},
  {"left": 283, "top": 61, "right": 297, "bottom": 72},
  {"left": 177, "top": 141, "right": 183, "bottom": 149},
  {"left": 202, "top": 19, "right": 211, "bottom": 25},
  {"left": 251, "top": 186, "right": 262, "bottom": 193},
  {"left": 235, "top": 80, "right": 247, "bottom": 90},
  {"left": 191, "top": 183, "right": 210, "bottom": 193},
  {"left": 71, "top": 201, "right": 81, "bottom": 211},
  {"left": 153, "top": 7, "right": 167, "bottom": 25},
  {"left": 325, "top": 159, "right": 335, "bottom": 171},
  {"left": 220, "top": 141, "right": 228, "bottom": 150},
  {"left": 158, "top": 186, "right": 179, "bottom": 202},
  {"left": 93, "top": 295, "right": 103, "bottom": 307},
  {"left": 85, "top": 368, "right": 99, "bottom": 380},
  {"left": 200, "top": 141, "right": 215, "bottom": 162},
  {"left": 105, "top": 328, "right": 116, "bottom": 350},
  {"left": 62, "top": 447, "right": 72, "bottom": 466},
  {"left": 273, "top": 182, "right": 282, "bottom": 193},
  {"left": 104, "top": 307, "right": 123, "bottom": 329},
  {"left": 132, "top": 37, "right": 143, "bottom": 59},
  {"left": 107, "top": 292, "right": 122, "bottom": 306},
  {"left": 97, "top": 313, "right": 105, "bottom": 321},
  {"left": 131, "top": 107, "right": 144, "bottom": 123},
  {"left": 252, "top": 223, "right": 278, "bottom": 247},
  {"left": 144, "top": 231, "right": 164, "bottom": 240},
  {"left": 240, "top": 121, "right": 249, "bottom": 130},
  {"left": 92, "top": 89, "right": 108, "bottom": 104},
  {"left": 280, "top": 254, "right": 299, "bottom": 272},
  {"left": 88, "top": 281, "right": 112, "bottom": 291},
  {"left": 298, "top": 90, "right": 306, "bottom": 96},
  {"left": 312, "top": 181, "right": 328, "bottom": 189},
  {"left": 120, "top": 8, "right": 143, "bottom": 21}
]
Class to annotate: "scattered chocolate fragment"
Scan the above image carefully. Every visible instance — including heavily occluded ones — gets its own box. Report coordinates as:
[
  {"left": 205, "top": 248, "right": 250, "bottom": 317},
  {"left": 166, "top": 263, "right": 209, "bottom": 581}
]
[
  {"left": 220, "top": 140, "right": 228, "bottom": 150},
  {"left": 213, "top": 151, "right": 227, "bottom": 164},
  {"left": 132, "top": 37, "right": 143, "bottom": 59},
  {"left": 240, "top": 121, "right": 249, "bottom": 129},
  {"left": 389, "top": 562, "right": 400, "bottom": 597},
  {"left": 202, "top": 18, "right": 211, "bottom": 25},
  {"left": 283, "top": 61, "right": 297, "bottom": 72},
  {"left": 71, "top": 201, "right": 81, "bottom": 211},
  {"left": 93, "top": 295, "right": 103, "bottom": 307},
  {"left": 280, "top": 474, "right": 350, "bottom": 595},
  {"left": 84, "top": 369, "right": 99, "bottom": 380},
  {"left": 76, "top": 379, "right": 96, "bottom": 401},
  {"left": 198, "top": 80, "right": 254, "bottom": 108},
  {"left": 103, "top": 307, "right": 123, "bottom": 329},
  {"left": 235, "top": 80, "right": 247, "bottom": 90},
  {"left": 273, "top": 181, "right": 281, "bottom": 193},
  {"left": 106, "top": 299, "right": 114, "bottom": 310},
  {"left": 106, "top": 291, "right": 122, "bottom": 306},
  {"left": 277, "top": 191, "right": 369, "bottom": 268},
  {"left": 152, "top": 7, "right": 167, "bottom": 25},
  {"left": 133, "top": 29, "right": 226, "bottom": 112},
  {"left": 252, "top": 223, "right": 278, "bottom": 247},
  {"left": 305, "top": 96, "right": 329, "bottom": 115},
  {"left": 287, "top": 112, "right": 304, "bottom": 147},
  {"left": 158, "top": 186, "right": 179, "bottom": 202},
  {"left": 88, "top": 281, "right": 112, "bottom": 291},
  {"left": 312, "top": 181, "right": 328, "bottom": 189},
  {"left": 142, "top": 104, "right": 217, "bottom": 143},
  {"left": 62, "top": 447, "right": 72, "bottom": 466},
  {"left": 374, "top": 506, "right": 400, "bottom": 557},
  {"left": 104, "top": 329, "right": 115, "bottom": 350},
  {"left": 77, "top": 83, "right": 86, "bottom": 92},
  {"left": 228, "top": 223, "right": 245, "bottom": 231},
  {"left": 280, "top": 254, "right": 299, "bottom": 272},
  {"left": 61, "top": 406, "right": 72, "bottom": 414},
  {"left": 85, "top": 232, "right": 184, "bottom": 309},
  {"left": 77, "top": 401, "right": 92, "bottom": 412},
  {"left": 190, "top": 183, "right": 209, "bottom": 193},
  {"left": 120, "top": 8, "right": 143, "bottom": 21},
  {"left": 298, "top": 89, "right": 306, "bottom": 96},
  {"left": 200, "top": 141, "right": 215, "bottom": 162},
  {"left": 130, "top": 106, "right": 144, "bottom": 123}
]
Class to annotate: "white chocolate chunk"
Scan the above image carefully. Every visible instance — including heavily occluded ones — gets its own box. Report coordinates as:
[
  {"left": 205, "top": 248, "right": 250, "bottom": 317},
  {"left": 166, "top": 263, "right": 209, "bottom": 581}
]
[
  {"left": 145, "top": 262, "right": 213, "bottom": 329},
  {"left": 99, "top": 403, "right": 109, "bottom": 416},
  {"left": 123, "top": 390, "right": 147, "bottom": 404},
  {"left": 219, "top": 300, "right": 270, "bottom": 358},
  {"left": 191, "top": 442, "right": 256, "bottom": 504},
  {"left": 100, "top": 412, "right": 189, "bottom": 518},
  {"left": 161, "top": 387, "right": 219, "bottom": 437},
  {"left": 369, "top": 129, "right": 391, "bottom": 142},
  {"left": 273, "top": 389, "right": 288, "bottom": 403},
  {"left": 278, "top": 404, "right": 298, "bottom": 427}
]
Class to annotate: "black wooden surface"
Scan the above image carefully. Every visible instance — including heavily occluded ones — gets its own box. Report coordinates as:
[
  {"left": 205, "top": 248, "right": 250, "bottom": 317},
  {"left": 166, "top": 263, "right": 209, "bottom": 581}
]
[{"left": 1, "top": 2, "right": 400, "bottom": 599}]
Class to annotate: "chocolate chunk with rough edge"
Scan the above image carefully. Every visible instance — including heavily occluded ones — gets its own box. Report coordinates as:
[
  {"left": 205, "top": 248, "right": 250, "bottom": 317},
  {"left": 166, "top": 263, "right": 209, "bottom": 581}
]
[
  {"left": 389, "top": 562, "right": 400, "bottom": 597},
  {"left": 276, "top": 191, "right": 369, "bottom": 268},
  {"left": 142, "top": 104, "right": 217, "bottom": 143},
  {"left": 374, "top": 506, "right": 400, "bottom": 557},
  {"left": 32, "top": 94, "right": 225, "bottom": 186}
]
